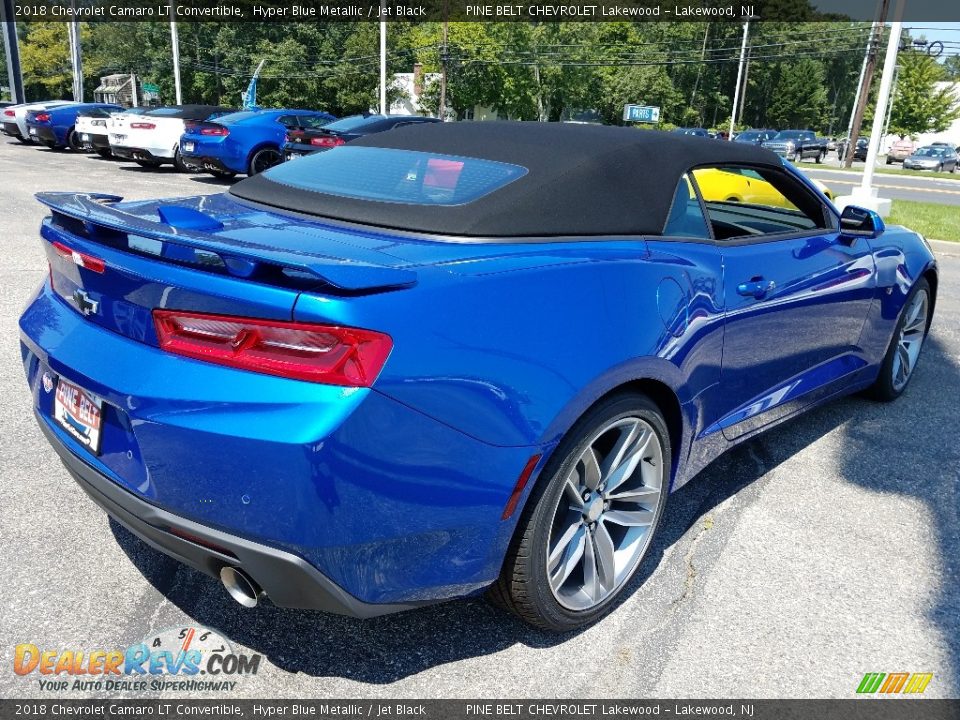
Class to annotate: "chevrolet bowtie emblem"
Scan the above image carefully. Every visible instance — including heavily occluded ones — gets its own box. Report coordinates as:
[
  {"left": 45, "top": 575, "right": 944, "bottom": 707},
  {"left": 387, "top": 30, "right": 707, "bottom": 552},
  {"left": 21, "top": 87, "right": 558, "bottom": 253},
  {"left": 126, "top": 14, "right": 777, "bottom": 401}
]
[{"left": 72, "top": 289, "right": 100, "bottom": 317}]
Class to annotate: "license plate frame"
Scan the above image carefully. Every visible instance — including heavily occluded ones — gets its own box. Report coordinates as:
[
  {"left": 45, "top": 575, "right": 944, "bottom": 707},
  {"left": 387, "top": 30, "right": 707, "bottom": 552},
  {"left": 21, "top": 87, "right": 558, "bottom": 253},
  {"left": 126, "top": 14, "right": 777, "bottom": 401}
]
[
  {"left": 53, "top": 377, "right": 104, "bottom": 455},
  {"left": 182, "top": 141, "right": 195, "bottom": 153}
]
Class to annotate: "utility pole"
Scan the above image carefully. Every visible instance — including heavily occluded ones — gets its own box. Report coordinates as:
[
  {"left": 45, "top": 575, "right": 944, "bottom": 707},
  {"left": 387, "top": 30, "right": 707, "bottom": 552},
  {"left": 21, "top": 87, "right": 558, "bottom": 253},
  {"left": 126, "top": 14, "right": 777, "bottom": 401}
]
[
  {"left": 170, "top": 1, "right": 182, "bottom": 104},
  {"left": 438, "top": 18, "right": 448, "bottom": 121},
  {"left": 67, "top": 5, "right": 83, "bottom": 102},
  {"left": 844, "top": 0, "right": 889, "bottom": 168},
  {"left": 690, "top": 22, "right": 710, "bottom": 113},
  {"left": 2, "top": 0, "right": 24, "bottom": 103},
  {"left": 729, "top": 19, "right": 750, "bottom": 140},
  {"left": 379, "top": 0, "right": 387, "bottom": 114},
  {"left": 737, "top": 46, "right": 751, "bottom": 126}
]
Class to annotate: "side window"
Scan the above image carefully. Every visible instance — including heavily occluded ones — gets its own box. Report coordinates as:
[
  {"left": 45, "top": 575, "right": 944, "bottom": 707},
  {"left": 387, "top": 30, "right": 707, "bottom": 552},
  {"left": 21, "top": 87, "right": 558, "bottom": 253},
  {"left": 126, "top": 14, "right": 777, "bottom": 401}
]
[
  {"left": 298, "top": 115, "right": 330, "bottom": 129},
  {"left": 663, "top": 173, "right": 711, "bottom": 239},
  {"left": 691, "top": 166, "right": 828, "bottom": 241},
  {"left": 277, "top": 115, "right": 301, "bottom": 128}
]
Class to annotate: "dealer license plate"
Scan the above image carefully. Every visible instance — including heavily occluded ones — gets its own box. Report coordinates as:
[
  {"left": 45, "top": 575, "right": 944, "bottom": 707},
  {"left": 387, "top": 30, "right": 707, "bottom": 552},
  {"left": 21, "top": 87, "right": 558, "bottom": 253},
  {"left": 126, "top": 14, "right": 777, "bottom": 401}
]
[
  {"left": 182, "top": 141, "right": 195, "bottom": 153},
  {"left": 54, "top": 378, "right": 103, "bottom": 454},
  {"left": 29, "top": 127, "right": 36, "bottom": 136},
  {"left": 81, "top": 133, "right": 90, "bottom": 141}
]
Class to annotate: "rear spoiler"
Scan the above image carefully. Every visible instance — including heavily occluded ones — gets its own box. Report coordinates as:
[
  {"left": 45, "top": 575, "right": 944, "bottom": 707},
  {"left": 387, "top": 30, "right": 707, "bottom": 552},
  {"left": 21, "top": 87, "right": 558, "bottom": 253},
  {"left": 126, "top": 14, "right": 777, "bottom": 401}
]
[{"left": 36, "top": 192, "right": 417, "bottom": 293}]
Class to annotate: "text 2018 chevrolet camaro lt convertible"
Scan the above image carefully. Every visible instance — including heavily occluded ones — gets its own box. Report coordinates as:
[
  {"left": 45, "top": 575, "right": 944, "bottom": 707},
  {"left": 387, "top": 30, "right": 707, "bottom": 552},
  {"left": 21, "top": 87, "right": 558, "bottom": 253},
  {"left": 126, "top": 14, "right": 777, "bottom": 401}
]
[{"left": 19, "top": 123, "right": 936, "bottom": 631}]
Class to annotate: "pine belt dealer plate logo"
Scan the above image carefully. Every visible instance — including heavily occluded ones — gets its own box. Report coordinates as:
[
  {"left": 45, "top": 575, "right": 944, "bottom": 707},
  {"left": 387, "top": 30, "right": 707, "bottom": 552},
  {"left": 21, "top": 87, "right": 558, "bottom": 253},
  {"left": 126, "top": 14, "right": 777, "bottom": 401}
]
[{"left": 13, "top": 626, "right": 261, "bottom": 693}]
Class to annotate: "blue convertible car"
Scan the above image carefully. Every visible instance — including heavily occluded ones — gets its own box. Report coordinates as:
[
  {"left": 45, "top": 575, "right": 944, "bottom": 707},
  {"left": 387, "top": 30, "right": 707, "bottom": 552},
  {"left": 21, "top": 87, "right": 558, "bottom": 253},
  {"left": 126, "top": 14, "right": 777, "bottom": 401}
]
[
  {"left": 19, "top": 124, "right": 937, "bottom": 630},
  {"left": 25, "top": 102, "right": 123, "bottom": 150},
  {"left": 178, "top": 108, "right": 336, "bottom": 178}
]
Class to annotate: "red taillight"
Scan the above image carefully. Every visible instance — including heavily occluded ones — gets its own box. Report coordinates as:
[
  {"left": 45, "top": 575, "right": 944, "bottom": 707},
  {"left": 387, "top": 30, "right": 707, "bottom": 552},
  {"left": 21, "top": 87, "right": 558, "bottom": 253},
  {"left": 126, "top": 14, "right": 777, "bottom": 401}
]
[
  {"left": 200, "top": 126, "right": 229, "bottom": 136},
  {"left": 130, "top": 122, "right": 155, "bottom": 129},
  {"left": 51, "top": 241, "right": 105, "bottom": 273},
  {"left": 310, "top": 136, "right": 345, "bottom": 148},
  {"left": 153, "top": 310, "right": 393, "bottom": 387},
  {"left": 34, "top": 113, "right": 51, "bottom": 122},
  {"left": 3, "top": 109, "right": 14, "bottom": 117}
]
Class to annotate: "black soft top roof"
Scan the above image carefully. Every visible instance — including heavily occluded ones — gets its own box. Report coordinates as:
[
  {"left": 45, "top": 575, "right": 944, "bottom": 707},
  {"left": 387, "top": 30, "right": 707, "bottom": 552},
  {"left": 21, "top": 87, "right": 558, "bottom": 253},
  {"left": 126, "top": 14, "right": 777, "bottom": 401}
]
[
  {"left": 230, "top": 121, "right": 785, "bottom": 238},
  {"left": 145, "top": 105, "right": 235, "bottom": 120}
]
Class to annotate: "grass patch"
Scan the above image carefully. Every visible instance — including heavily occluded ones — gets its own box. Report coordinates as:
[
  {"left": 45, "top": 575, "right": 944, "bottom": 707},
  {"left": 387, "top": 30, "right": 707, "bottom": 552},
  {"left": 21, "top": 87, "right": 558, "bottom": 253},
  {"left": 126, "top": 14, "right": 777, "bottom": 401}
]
[{"left": 889, "top": 200, "right": 960, "bottom": 242}]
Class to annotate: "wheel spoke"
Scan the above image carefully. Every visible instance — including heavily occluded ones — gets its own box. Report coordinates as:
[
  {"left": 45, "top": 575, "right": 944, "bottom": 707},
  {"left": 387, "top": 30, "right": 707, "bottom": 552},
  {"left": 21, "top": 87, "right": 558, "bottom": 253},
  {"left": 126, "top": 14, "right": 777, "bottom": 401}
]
[
  {"left": 592, "top": 523, "right": 616, "bottom": 591},
  {"left": 603, "top": 424, "right": 652, "bottom": 493},
  {"left": 548, "top": 517, "right": 582, "bottom": 568},
  {"left": 549, "top": 526, "right": 586, "bottom": 590},
  {"left": 563, "top": 474, "right": 585, "bottom": 509},
  {"left": 897, "top": 344, "right": 911, "bottom": 379},
  {"left": 603, "top": 508, "right": 656, "bottom": 527},
  {"left": 579, "top": 447, "right": 602, "bottom": 491},
  {"left": 582, "top": 529, "right": 599, "bottom": 601},
  {"left": 605, "top": 485, "right": 661, "bottom": 502}
]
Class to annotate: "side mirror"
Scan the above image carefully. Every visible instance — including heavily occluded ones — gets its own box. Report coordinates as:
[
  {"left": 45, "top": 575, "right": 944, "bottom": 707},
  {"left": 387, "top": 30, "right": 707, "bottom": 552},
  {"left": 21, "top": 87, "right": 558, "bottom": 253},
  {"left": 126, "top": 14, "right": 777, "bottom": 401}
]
[{"left": 839, "top": 205, "right": 885, "bottom": 240}]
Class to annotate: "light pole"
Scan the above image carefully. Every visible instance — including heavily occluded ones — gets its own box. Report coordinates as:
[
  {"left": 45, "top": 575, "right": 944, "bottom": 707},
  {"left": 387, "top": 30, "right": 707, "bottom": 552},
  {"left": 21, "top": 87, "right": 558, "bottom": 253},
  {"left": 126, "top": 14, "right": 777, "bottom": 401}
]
[
  {"left": 379, "top": 0, "right": 387, "bottom": 114},
  {"left": 729, "top": 18, "right": 750, "bottom": 140},
  {"left": 1, "top": 0, "right": 25, "bottom": 102},
  {"left": 170, "top": 1, "right": 182, "bottom": 105}
]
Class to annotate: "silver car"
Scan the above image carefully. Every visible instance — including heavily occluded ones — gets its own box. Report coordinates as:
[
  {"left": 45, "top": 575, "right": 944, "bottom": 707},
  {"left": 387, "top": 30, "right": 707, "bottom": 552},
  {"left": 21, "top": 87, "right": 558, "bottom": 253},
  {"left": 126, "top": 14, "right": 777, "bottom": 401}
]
[
  {"left": 903, "top": 145, "right": 958, "bottom": 173},
  {"left": 1, "top": 101, "right": 77, "bottom": 144}
]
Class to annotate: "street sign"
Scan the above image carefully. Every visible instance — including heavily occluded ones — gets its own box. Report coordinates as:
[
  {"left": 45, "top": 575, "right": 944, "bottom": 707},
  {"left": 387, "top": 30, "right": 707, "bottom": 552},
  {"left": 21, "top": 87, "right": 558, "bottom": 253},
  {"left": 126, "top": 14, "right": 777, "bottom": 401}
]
[
  {"left": 623, "top": 104, "right": 660, "bottom": 123},
  {"left": 142, "top": 83, "right": 159, "bottom": 93}
]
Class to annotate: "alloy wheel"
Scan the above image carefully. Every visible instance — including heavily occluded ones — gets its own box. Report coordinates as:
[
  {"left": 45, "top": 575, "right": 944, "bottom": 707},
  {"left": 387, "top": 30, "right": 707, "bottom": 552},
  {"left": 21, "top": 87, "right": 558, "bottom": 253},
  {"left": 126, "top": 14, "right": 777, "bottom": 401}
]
[
  {"left": 892, "top": 288, "right": 929, "bottom": 392},
  {"left": 545, "top": 416, "right": 664, "bottom": 611},
  {"left": 250, "top": 148, "right": 281, "bottom": 175}
]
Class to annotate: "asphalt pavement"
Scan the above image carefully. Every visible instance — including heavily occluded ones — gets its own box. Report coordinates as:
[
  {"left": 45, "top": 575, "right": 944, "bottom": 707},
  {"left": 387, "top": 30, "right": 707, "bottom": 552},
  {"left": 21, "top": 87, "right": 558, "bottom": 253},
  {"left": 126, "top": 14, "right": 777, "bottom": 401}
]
[
  {"left": 799, "top": 157, "right": 960, "bottom": 205},
  {"left": 0, "top": 139, "right": 957, "bottom": 699}
]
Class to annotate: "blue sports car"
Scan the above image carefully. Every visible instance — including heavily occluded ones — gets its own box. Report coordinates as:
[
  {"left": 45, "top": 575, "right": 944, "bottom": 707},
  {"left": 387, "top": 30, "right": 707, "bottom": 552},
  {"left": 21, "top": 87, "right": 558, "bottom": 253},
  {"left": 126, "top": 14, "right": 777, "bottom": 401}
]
[
  {"left": 19, "top": 123, "right": 937, "bottom": 631},
  {"left": 178, "top": 108, "right": 336, "bottom": 178},
  {"left": 25, "top": 102, "right": 123, "bottom": 150}
]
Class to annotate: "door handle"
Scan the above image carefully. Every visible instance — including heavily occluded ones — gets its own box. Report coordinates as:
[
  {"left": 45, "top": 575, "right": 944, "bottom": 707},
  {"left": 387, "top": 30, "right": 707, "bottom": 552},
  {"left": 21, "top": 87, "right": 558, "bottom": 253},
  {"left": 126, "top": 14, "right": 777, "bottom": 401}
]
[{"left": 737, "top": 277, "right": 776, "bottom": 299}]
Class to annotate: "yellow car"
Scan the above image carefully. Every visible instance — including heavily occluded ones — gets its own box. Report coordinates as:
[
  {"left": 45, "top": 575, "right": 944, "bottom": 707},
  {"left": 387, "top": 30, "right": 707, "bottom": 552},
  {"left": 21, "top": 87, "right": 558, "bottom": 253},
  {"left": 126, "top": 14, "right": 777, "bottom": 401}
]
[{"left": 694, "top": 167, "right": 834, "bottom": 207}]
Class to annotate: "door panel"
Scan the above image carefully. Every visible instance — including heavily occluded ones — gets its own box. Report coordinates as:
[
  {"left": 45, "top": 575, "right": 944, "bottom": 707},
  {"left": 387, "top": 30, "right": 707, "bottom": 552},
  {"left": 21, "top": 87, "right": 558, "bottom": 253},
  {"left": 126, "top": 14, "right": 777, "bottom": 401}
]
[{"left": 717, "top": 233, "right": 876, "bottom": 439}]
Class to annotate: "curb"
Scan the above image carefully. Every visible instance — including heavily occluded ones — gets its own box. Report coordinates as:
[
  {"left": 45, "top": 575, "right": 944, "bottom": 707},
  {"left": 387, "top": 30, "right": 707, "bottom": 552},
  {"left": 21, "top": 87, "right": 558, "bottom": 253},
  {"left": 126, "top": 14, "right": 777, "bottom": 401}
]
[{"left": 929, "top": 239, "right": 959, "bottom": 256}]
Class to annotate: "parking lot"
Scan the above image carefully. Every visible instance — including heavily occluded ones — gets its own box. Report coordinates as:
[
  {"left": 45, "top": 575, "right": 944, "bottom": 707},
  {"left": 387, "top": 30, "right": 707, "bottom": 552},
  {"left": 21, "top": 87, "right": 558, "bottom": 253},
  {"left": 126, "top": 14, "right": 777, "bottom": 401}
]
[{"left": 0, "top": 139, "right": 957, "bottom": 699}]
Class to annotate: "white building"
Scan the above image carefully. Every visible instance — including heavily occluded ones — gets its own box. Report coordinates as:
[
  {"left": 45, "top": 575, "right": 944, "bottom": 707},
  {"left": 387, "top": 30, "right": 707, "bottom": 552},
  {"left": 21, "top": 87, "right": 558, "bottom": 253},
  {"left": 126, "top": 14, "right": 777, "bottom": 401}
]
[
  {"left": 882, "top": 81, "right": 959, "bottom": 150},
  {"left": 386, "top": 64, "right": 440, "bottom": 117}
]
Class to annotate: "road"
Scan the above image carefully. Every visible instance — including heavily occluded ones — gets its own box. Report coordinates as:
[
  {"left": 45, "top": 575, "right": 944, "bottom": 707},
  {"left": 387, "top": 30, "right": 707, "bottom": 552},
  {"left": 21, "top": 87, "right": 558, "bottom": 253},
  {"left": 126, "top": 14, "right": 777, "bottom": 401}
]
[
  {"left": 0, "top": 139, "right": 957, "bottom": 700},
  {"left": 799, "top": 162, "right": 960, "bottom": 206}
]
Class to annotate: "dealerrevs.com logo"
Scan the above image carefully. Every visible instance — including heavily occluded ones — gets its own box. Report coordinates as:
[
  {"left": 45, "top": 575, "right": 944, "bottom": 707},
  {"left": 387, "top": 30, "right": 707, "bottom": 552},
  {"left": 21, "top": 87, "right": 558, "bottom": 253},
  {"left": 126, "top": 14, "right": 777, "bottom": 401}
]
[{"left": 14, "top": 626, "right": 261, "bottom": 693}]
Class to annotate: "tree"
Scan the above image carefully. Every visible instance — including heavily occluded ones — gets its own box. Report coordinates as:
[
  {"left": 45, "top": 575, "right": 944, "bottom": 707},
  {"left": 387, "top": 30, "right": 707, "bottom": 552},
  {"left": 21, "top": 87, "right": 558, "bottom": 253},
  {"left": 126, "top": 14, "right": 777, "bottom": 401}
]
[
  {"left": 18, "top": 23, "right": 75, "bottom": 100},
  {"left": 764, "top": 58, "right": 829, "bottom": 129},
  {"left": 887, "top": 51, "right": 960, "bottom": 137},
  {"left": 943, "top": 55, "right": 960, "bottom": 81}
]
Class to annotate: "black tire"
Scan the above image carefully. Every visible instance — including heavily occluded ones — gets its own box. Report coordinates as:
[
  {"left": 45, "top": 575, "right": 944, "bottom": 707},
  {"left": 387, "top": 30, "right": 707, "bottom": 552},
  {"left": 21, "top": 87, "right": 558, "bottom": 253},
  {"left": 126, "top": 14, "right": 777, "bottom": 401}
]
[
  {"left": 248, "top": 146, "right": 282, "bottom": 176},
  {"left": 134, "top": 158, "right": 162, "bottom": 169},
  {"left": 815, "top": 150, "right": 825, "bottom": 164},
  {"left": 173, "top": 147, "right": 191, "bottom": 172},
  {"left": 95, "top": 147, "right": 112, "bottom": 158},
  {"left": 866, "top": 278, "right": 931, "bottom": 402},
  {"left": 489, "top": 392, "right": 671, "bottom": 632},
  {"left": 936, "top": 164, "right": 943, "bottom": 173},
  {"left": 886, "top": 157, "right": 893, "bottom": 165},
  {"left": 66, "top": 127, "right": 83, "bottom": 152}
]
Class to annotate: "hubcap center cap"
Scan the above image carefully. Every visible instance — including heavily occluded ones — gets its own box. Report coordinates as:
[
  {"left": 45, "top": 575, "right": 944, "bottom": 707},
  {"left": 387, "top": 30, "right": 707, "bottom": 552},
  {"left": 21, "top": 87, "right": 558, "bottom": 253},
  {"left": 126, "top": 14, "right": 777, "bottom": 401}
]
[{"left": 583, "top": 497, "right": 604, "bottom": 523}]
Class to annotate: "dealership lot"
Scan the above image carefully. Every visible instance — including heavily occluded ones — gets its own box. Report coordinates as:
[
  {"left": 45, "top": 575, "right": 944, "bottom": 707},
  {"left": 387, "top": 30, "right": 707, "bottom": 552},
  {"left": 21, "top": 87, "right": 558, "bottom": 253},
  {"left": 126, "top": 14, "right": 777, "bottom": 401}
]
[{"left": 0, "top": 140, "right": 957, "bottom": 698}]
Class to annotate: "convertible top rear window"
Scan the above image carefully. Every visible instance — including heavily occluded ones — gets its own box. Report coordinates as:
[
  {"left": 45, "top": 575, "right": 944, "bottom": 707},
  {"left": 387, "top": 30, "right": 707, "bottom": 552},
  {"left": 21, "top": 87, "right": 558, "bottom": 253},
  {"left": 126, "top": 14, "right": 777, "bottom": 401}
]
[{"left": 260, "top": 147, "right": 528, "bottom": 206}]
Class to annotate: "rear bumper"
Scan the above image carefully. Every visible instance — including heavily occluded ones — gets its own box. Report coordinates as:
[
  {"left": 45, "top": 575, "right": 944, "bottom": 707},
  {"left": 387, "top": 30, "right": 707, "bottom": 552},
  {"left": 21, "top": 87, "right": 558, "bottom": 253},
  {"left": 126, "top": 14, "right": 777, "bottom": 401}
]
[
  {"left": 37, "top": 412, "right": 419, "bottom": 617},
  {"left": 30, "top": 125, "right": 58, "bottom": 145},
  {"left": 185, "top": 155, "right": 237, "bottom": 174},
  {"left": 111, "top": 145, "right": 172, "bottom": 163},
  {"left": 20, "top": 281, "right": 538, "bottom": 606},
  {"left": 81, "top": 132, "right": 110, "bottom": 151},
  {"left": 2, "top": 121, "right": 22, "bottom": 138}
]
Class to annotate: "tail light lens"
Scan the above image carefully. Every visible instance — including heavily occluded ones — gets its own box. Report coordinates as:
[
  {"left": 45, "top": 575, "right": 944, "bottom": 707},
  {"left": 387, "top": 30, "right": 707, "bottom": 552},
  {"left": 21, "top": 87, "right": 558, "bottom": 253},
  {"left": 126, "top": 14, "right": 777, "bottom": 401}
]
[
  {"left": 91, "top": 119, "right": 106, "bottom": 127},
  {"left": 153, "top": 310, "right": 392, "bottom": 387},
  {"left": 200, "top": 126, "right": 229, "bottom": 136},
  {"left": 310, "top": 136, "right": 345, "bottom": 148},
  {"left": 35, "top": 113, "right": 51, "bottom": 122},
  {"left": 130, "top": 122, "right": 156, "bottom": 129},
  {"left": 51, "top": 241, "right": 105, "bottom": 273},
  {"left": 3, "top": 110, "right": 14, "bottom": 117}
]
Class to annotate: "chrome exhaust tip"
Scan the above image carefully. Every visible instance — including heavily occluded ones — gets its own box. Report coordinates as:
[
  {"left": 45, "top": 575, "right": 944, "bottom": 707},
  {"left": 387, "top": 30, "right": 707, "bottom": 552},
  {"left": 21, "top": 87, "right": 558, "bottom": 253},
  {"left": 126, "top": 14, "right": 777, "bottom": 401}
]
[{"left": 219, "top": 566, "right": 262, "bottom": 608}]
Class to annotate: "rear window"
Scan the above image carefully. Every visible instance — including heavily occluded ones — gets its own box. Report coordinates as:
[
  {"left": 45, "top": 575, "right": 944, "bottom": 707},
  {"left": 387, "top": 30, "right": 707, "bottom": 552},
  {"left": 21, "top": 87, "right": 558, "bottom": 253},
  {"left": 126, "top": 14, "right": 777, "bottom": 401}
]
[
  {"left": 322, "top": 115, "right": 383, "bottom": 132},
  {"left": 260, "top": 146, "right": 527, "bottom": 206}
]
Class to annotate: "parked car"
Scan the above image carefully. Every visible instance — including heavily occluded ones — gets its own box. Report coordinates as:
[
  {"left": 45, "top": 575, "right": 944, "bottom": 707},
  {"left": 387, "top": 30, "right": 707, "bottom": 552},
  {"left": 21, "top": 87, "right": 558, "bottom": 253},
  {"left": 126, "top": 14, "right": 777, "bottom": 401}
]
[
  {"left": 696, "top": 166, "right": 835, "bottom": 203},
  {"left": 26, "top": 102, "right": 123, "bottom": 150},
  {"left": 75, "top": 108, "right": 115, "bottom": 157},
  {"left": 762, "top": 130, "right": 829, "bottom": 162},
  {"left": 20, "top": 124, "right": 937, "bottom": 631},
  {"left": 671, "top": 127, "right": 710, "bottom": 137},
  {"left": 902, "top": 145, "right": 958, "bottom": 173},
  {"left": 179, "top": 108, "right": 336, "bottom": 177},
  {"left": 110, "top": 105, "right": 236, "bottom": 171},
  {"left": 732, "top": 129, "right": 776, "bottom": 146},
  {"left": 2, "top": 101, "right": 77, "bottom": 144},
  {"left": 886, "top": 138, "right": 916, "bottom": 164},
  {"left": 284, "top": 114, "right": 440, "bottom": 160},
  {"left": 837, "top": 136, "right": 869, "bottom": 162}
]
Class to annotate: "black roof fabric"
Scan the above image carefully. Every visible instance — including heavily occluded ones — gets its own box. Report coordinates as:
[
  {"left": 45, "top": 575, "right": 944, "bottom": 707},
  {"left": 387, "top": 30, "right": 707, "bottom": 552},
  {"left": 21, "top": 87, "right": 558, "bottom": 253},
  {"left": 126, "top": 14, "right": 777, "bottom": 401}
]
[
  {"left": 145, "top": 105, "right": 236, "bottom": 120},
  {"left": 230, "top": 121, "right": 784, "bottom": 238}
]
